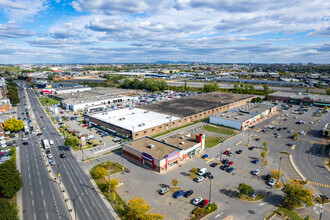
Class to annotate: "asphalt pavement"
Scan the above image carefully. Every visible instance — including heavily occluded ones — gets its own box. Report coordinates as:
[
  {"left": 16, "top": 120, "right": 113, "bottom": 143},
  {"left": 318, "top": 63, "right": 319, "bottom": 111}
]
[
  {"left": 24, "top": 83, "right": 117, "bottom": 220},
  {"left": 17, "top": 85, "right": 71, "bottom": 220}
]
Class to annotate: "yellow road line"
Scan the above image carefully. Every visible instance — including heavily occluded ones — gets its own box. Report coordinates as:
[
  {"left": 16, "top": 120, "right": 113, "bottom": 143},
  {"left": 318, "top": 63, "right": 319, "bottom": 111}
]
[{"left": 176, "top": 195, "right": 192, "bottom": 208}]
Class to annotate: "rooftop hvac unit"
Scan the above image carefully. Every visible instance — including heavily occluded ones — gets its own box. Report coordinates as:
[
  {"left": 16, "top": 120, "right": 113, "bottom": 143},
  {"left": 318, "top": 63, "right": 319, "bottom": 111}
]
[
  {"left": 149, "top": 144, "right": 154, "bottom": 149},
  {"left": 180, "top": 142, "right": 184, "bottom": 145},
  {"left": 180, "top": 136, "right": 185, "bottom": 139}
]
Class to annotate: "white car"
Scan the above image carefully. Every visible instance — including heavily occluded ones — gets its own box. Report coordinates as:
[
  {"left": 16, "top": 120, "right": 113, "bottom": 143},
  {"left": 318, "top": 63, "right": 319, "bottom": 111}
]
[
  {"left": 49, "top": 140, "right": 54, "bottom": 145},
  {"left": 275, "top": 134, "right": 280, "bottom": 138},
  {"left": 252, "top": 169, "right": 261, "bottom": 176},
  {"left": 158, "top": 188, "right": 169, "bottom": 195},
  {"left": 293, "top": 116, "right": 298, "bottom": 119},
  {"left": 288, "top": 129, "right": 293, "bottom": 133},
  {"left": 22, "top": 137, "right": 29, "bottom": 141},
  {"left": 268, "top": 179, "right": 276, "bottom": 187},
  {"left": 197, "top": 168, "right": 207, "bottom": 176},
  {"left": 47, "top": 154, "right": 53, "bottom": 159},
  {"left": 192, "top": 197, "right": 203, "bottom": 205},
  {"left": 49, "top": 160, "right": 56, "bottom": 166},
  {"left": 299, "top": 131, "right": 305, "bottom": 135},
  {"left": 195, "top": 176, "right": 204, "bottom": 183}
]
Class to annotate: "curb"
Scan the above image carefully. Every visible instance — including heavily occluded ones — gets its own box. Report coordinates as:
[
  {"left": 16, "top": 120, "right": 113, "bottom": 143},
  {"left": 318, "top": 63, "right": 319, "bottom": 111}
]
[
  {"left": 16, "top": 144, "right": 23, "bottom": 220},
  {"left": 288, "top": 154, "right": 306, "bottom": 180}
]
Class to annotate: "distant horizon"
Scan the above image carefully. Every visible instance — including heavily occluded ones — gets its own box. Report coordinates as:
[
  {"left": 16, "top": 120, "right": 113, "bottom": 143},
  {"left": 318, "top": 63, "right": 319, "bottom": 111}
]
[
  {"left": 0, "top": 1, "right": 329, "bottom": 63},
  {"left": 1, "top": 62, "right": 330, "bottom": 65}
]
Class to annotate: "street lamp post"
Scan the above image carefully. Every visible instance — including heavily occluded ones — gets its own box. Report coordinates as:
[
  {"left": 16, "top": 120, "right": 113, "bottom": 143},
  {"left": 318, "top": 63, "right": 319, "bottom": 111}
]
[
  {"left": 319, "top": 194, "right": 328, "bottom": 220},
  {"left": 57, "top": 160, "right": 66, "bottom": 185},
  {"left": 247, "top": 127, "right": 251, "bottom": 147}
]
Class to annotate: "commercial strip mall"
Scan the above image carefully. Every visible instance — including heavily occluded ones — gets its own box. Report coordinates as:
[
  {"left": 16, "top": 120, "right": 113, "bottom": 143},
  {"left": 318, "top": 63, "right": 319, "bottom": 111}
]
[{"left": 122, "top": 134, "right": 205, "bottom": 173}]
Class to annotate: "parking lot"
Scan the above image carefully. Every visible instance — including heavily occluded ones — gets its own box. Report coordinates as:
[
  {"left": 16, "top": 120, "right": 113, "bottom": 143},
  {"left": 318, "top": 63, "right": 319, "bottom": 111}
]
[{"left": 84, "top": 103, "right": 330, "bottom": 219}]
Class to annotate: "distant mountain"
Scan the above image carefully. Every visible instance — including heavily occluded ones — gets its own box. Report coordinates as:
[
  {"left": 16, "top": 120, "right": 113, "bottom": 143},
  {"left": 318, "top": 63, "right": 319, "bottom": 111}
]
[
  {"left": 155, "top": 61, "right": 200, "bottom": 64},
  {"left": 155, "top": 61, "right": 175, "bottom": 64}
]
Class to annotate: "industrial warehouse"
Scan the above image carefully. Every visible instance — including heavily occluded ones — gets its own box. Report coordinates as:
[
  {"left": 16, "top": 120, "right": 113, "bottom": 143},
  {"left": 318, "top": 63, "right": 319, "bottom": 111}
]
[
  {"left": 122, "top": 134, "right": 205, "bottom": 172},
  {"left": 84, "top": 92, "right": 255, "bottom": 140},
  {"left": 210, "top": 103, "right": 277, "bottom": 130}
]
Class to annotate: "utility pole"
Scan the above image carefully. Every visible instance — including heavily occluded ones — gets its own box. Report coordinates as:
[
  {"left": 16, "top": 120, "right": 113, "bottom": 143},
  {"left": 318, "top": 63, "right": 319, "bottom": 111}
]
[{"left": 208, "top": 175, "right": 214, "bottom": 203}]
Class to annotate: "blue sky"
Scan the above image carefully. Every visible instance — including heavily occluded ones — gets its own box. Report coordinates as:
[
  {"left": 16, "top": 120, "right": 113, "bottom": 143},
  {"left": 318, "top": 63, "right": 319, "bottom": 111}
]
[{"left": 0, "top": 0, "right": 329, "bottom": 64}]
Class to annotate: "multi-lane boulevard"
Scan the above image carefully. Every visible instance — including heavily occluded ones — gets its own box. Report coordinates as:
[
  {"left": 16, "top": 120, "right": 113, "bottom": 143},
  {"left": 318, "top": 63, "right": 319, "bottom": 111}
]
[
  {"left": 19, "top": 83, "right": 115, "bottom": 220},
  {"left": 18, "top": 86, "right": 71, "bottom": 220}
]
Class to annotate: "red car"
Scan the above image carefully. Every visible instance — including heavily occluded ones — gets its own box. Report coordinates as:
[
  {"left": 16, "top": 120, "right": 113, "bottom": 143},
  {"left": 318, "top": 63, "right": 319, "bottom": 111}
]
[
  {"left": 82, "top": 124, "right": 88, "bottom": 127},
  {"left": 199, "top": 199, "right": 209, "bottom": 208},
  {"left": 223, "top": 150, "right": 230, "bottom": 155},
  {"left": 228, "top": 161, "right": 234, "bottom": 166},
  {"left": 40, "top": 116, "right": 44, "bottom": 118}
]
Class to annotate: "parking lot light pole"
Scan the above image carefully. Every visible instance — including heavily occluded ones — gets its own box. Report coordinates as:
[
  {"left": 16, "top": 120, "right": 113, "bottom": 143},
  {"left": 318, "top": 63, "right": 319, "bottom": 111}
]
[
  {"left": 208, "top": 175, "right": 214, "bottom": 203},
  {"left": 277, "top": 157, "right": 282, "bottom": 182},
  {"left": 72, "top": 193, "right": 84, "bottom": 220},
  {"left": 220, "top": 141, "right": 223, "bottom": 161},
  {"left": 247, "top": 127, "right": 251, "bottom": 147}
]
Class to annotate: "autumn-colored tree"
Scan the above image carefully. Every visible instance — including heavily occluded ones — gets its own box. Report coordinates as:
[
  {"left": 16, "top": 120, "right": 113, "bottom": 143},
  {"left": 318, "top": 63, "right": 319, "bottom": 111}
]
[
  {"left": 93, "top": 167, "right": 108, "bottom": 179},
  {"left": 270, "top": 169, "right": 283, "bottom": 180},
  {"left": 110, "top": 178, "right": 120, "bottom": 191},
  {"left": 172, "top": 178, "right": 179, "bottom": 187},
  {"left": 261, "top": 151, "right": 266, "bottom": 160},
  {"left": 4, "top": 118, "right": 24, "bottom": 132},
  {"left": 294, "top": 132, "right": 299, "bottom": 141},
  {"left": 263, "top": 142, "right": 267, "bottom": 147},
  {"left": 282, "top": 180, "right": 314, "bottom": 210},
  {"left": 146, "top": 213, "right": 166, "bottom": 220},
  {"left": 127, "top": 197, "right": 150, "bottom": 219}
]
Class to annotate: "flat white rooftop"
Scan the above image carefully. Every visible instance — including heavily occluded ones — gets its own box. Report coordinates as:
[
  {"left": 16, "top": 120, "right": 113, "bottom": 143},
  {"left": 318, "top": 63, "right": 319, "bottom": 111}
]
[{"left": 89, "top": 108, "right": 181, "bottom": 132}]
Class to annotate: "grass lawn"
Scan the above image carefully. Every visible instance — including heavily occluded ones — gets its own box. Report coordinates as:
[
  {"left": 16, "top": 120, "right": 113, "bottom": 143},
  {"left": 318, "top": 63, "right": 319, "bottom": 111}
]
[
  {"left": 275, "top": 205, "right": 303, "bottom": 220},
  {"left": 237, "top": 194, "right": 264, "bottom": 201},
  {"left": 90, "top": 161, "right": 125, "bottom": 175},
  {"left": 205, "top": 136, "right": 221, "bottom": 148},
  {"left": 203, "top": 125, "right": 236, "bottom": 135},
  {"left": 39, "top": 97, "right": 60, "bottom": 106}
]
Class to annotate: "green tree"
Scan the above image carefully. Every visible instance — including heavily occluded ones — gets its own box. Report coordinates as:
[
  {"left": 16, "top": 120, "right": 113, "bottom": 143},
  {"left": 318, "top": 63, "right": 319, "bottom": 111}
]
[
  {"left": 256, "top": 97, "right": 262, "bottom": 102},
  {"left": 127, "top": 197, "right": 151, "bottom": 219},
  {"left": 47, "top": 74, "right": 54, "bottom": 81},
  {"left": 172, "top": 178, "right": 179, "bottom": 187},
  {"left": 261, "top": 151, "right": 266, "bottom": 160},
  {"left": 263, "top": 142, "right": 267, "bottom": 147},
  {"left": 0, "top": 160, "right": 23, "bottom": 198},
  {"left": 62, "top": 115, "right": 67, "bottom": 121},
  {"left": 282, "top": 180, "right": 314, "bottom": 210},
  {"left": 237, "top": 183, "right": 254, "bottom": 196},
  {"left": 263, "top": 84, "right": 271, "bottom": 99},
  {"left": 0, "top": 198, "right": 19, "bottom": 220},
  {"left": 4, "top": 118, "right": 24, "bottom": 132},
  {"left": 326, "top": 88, "right": 330, "bottom": 95}
]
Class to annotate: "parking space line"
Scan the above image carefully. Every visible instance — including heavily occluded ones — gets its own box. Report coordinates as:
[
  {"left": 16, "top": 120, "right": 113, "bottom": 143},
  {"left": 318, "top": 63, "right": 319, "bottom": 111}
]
[
  {"left": 176, "top": 195, "right": 192, "bottom": 208},
  {"left": 161, "top": 192, "right": 170, "bottom": 198}
]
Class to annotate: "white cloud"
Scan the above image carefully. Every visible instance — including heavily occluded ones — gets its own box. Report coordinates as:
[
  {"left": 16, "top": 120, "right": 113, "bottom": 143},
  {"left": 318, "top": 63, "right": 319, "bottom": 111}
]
[
  {"left": 1, "top": 0, "right": 48, "bottom": 22},
  {"left": 0, "top": 21, "right": 35, "bottom": 38}
]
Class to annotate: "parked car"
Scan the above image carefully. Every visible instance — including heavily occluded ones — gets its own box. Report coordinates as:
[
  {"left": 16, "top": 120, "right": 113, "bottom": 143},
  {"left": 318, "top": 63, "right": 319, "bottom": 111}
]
[
  {"left": 220, "top": 164, "right": 229, "bottom": 170},
  {"left": 268, "top": 179, "right": 276, "bottom": 187},
  {"left": 195, "top": 176, "right": 205, "bottom": 182},
  {"left": 203, "top": 171, "right": 212, "bottom": 178},
  {"left": 158, "top": 188, "right": 169, "bottom": 195},
  {"left": 255, "top": 138, "right": 260, "bottom": 141},
  {"left": 192, "top": 197, "right": 203, "bottom": 206},
  {"left": 223, "top": 150, "right": 230, "bottom": 155},
  {"left": 236, "top": 149, "right": 243, "bottom": 154},
  {"left": 299, "top": 131, "right": 305, "bottom": 135},
  {"left": 222, "top": 159, "right": 229, "bottom": 164},
  {"left": 248, "top": 146, "right": 255, "bottom": 150},
  {"left": 22, "top": 142, "right": 29, "bottom": 145},
  {"left": 227, "top": 152, "right": 233, "bottom": 156},
  {"left": 226, "top": 167, "right": 234, "bottom": 173},
  {"left": 201, "top": 154, "right": 208, "bottom": 159},
  {"left": 40, "top": 116, "right": 44, "bottom": 118},
  {"left": 183, "top": 190, "right": 194, "bottom": 198},
  {"left": 264, "top": 174, "right": 271, "bottom": 181},
  {"left": 252, "top": 169, "right": 261, "bottom": 175},
  {"left": 209, "top": 163, "right": 218, "bottom": 168},
  {"left": 228, "top": 161, "right": 234, "bottom": 166},
  {"left": 252, "top": 159, "right": 259, "bottom": 164},
  {"left": 197, "top": 168, "right": 207, "bottom": 176},
  {"left": 173, "top": 190, "right": 184, "bottom": 199},
  {"left": 288, "top": 129, "right": 293, "bottom": 133},
  {"left": 199, "top": 199, "right": 209, "bottom": 208},
  {"left": 49, "top": 160, "right": 56, "bottom": 166},
  {"left": 47, "top": 154, "right": 53, "bottom": 159}
]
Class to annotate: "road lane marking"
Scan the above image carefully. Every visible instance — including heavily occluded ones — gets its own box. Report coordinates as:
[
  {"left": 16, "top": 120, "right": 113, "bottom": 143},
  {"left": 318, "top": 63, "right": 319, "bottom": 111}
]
[{"left": 43, "top": 200, "right": 46, "bottom": 207}]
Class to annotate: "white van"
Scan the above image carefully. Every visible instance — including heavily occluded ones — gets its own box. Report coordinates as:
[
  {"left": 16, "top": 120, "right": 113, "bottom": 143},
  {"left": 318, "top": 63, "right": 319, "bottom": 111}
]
[{"left": 197, "top": 168, "right": 207, "bottom": 176}]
